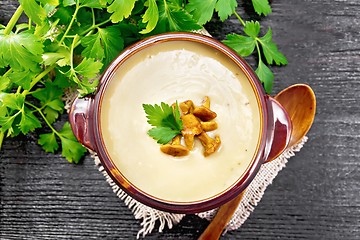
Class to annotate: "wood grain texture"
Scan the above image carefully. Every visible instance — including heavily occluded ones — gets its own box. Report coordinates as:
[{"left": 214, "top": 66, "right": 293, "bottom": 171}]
[{"left": 1, "top": 0, "right": 359, "bottom": 239}]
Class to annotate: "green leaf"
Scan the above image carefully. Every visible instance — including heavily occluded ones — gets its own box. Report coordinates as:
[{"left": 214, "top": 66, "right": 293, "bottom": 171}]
[
  {"left": 42, "top": 3, "right": 58, "bottom": 15},
  {"left": 19, "top": 107, "right": 42, "bottom": 134},
  {"left": 38, "top": 0, "right": 59, "bottom": 6},
  {"left": 58, "top": 121, "right": 76, "bottom": 139},
  {"left": 0, "top": 104, "right": 6, "bottom": 115},
  {"left": 143, "top": 102, "right": 180, "bottom": 130},
  {"left": 0, "top": 92, "right": 8, "bottom": 102},
  {"left": 7, "top": 69, "right": 36, "bottom": 90},
  {"left": 53, "top": 68, "right": 71, "bottom": 88},
  {"left": 244, "top": 20, "right": 260, "bottom": 38},
  {"left": 19, "top": 0, "right": 47, "bottom": 25},
  {"left": 81, "top": 34, "right": 105, "bottom": 61},
  {"left": 186, "top": 0, "right": 216, "bottom": 25},
  {"left": 223, "top": 33, "right": 256, "bottom": 57},
  {"left": 76, "top": 78, "right": 99, "bottom": 96},
  {"left": 42, "top": 47, "right": 71, "bottom": 66},
  {"left": 32, "top": 82, "right": 64, "bottom": 122},
  {"left": 173, "top": 101, "right": 182, "bottom": 130},
  {"left": 0, "top": 32, "right": 43, "bottom": 71},
  {"left": 140, "top": 0, "right": 159, "bottom": 34},
  {"left": 0, "top": 103, "right": 17, "bottom": 136},
  {"left": 50, "top": 6, "right": 74, "bottom": 25},
  {"left": 215, "top": 0, "right": 237, "bottom": 21},
  {"left": 148, "top": 126, "right": 180, "bottom": 144},
  {"left": 44, "top": 106, "right": 59, "bottom": 124},
  {"left": 15, "top": 23, "right": 29, "bottom": 33},
  {"left": 47, "top": 98, "right": 64, "bottom": 112},
  {"left": 97, "top": 26, "right": 123, "bottom": 68},
  {"left": 63, "top": 0, "right": 76, "bottom": 6},
  {"left": 258, "top": 28, "right": 288, "bottom": 65},
  {"left": 38, "top": 132, "right": 59, "bottom": 153},
  {"left": 81, "top": 25, "right": 124, "bottom": 69},
  {"left": 2, "top": 93, "right": 24, "bottom": 110},
  {"left": 115, "top": 22, "right": 142, "bottom": 46},
  {"left": 100, "top": 0, "right": 113, "bottom": 5},
  {"left": 64, "top": 59, "right": 100, "bottom": 97},
  {"left": 143, "top": 101, "right": 182, "bottom": 144},
  {"left": 9, "top": 114, "right": 22, "bottom": 137},
  {"left": 80, "top": 0, "right": 105, "bottom": 8},
  {"left": 255, "top": 60, "right": 274, "bottom": 93},
  {"left": 107, "top": 0, "right": 137, "bottom": 23},
  {"left": 59, "top": 122, "right": 87, "bottom": 163},
  {"left": 32, "top": 81, "right": 64, "bottom": 107},
  {"left": 251, "top": 0, "right": 272, "bottom": 16},
  {"left": 73, "top": 58, "right": 103, "bottom": 79},
  {"left": 0, "top": 75, "right": 12, "bottom": 92},
  {"left": 158, "top": 0, "right": 201, "bottom": 32},
  {"left": 34, "top": 19, "right": 51, "bottom": 36},
  {"left": 0, "top": 114, "right": 16, "bottom": 136}
]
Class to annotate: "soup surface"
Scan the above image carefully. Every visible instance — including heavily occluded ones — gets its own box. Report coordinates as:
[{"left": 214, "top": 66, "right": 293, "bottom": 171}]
[{"left": 100, "top": 40, "right": 261, "bottom": 202}]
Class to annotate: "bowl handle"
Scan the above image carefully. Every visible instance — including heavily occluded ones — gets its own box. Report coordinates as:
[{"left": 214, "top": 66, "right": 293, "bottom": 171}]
[
  {"left": 69, "top": 95, "right": 96, "bottom": 151},
  {"left": 264, "top": 96, "right": 293, "bottom": 163}
]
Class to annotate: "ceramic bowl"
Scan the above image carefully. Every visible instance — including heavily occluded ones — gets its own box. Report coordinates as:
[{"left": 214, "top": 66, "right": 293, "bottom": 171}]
[{"left": 69, "top": 32, "right": 292, "bottom": 214}]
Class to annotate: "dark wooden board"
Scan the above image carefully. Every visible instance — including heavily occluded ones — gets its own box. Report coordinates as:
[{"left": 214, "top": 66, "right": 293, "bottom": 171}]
[{"left": 1, "top": 0, "right": 359, "bottom": 239}]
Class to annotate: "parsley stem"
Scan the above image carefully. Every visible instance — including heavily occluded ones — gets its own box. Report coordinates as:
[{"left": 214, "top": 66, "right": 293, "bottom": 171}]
[
  {"left": 255, "top": 41, "right": 262, "bottom": 64},
  {"left": 0, "top": 130, "right": 4, "bottom": 152},
  {"left": 21, "top": 64, "right": 57, "bottom": 97},
  {"left": 96, "top": 18, "right": 112, "bottom": 28},
  {"left": 59, "top": 4, "right": 80, "bottom": 45},
  {"left": 79, "top": 18, "right": 112, "bottom": 36},
  {"left": 3, "top": 5, "right": 23, "bottom": 35},
  {"left": 70, "top": 35, "right": 78, "bottom": 70},
  {"left": 233, "top": 11, "right": 245, "bottom": 27},
  {"left": 91, "top": 8, "right": 95, "bottom": 26},
  {"left": 25, "top": 101, "right": 59, "bottom": 137}
]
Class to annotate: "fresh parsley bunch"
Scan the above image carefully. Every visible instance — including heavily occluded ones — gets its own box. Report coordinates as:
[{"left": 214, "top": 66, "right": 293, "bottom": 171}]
[{"left": 0, "top": 0, "right": 286, "bottom": 163}]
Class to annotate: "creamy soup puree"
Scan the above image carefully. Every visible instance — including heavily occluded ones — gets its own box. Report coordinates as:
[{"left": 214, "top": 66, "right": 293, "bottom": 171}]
[{"left": 100, "top": 41, "right": 261, "bottom": 202}]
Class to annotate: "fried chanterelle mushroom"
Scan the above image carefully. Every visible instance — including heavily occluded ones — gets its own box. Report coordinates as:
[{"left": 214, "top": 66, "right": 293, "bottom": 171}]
[
  {"left": 193, "top": 96, "right": 217, "bottom": 121},
  {"left": 180, "top": 113, "right": 202, "bottom": 150},
  {"left": 161, "top": 96, "right": 221, "bottom": 157},
  {"left": 160, "top": 135, "right": 189, "bottom": 157}
]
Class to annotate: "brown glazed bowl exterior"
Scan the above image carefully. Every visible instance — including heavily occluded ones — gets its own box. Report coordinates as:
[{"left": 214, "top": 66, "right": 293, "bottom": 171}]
[{"left": 69, "top": 32, "right": 292, "bottom": 214}]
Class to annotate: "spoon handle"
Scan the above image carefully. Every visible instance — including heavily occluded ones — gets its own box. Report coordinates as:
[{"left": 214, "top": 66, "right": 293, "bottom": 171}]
[{"left": 198, "top": 190, "right": 246, "bottom": 240}]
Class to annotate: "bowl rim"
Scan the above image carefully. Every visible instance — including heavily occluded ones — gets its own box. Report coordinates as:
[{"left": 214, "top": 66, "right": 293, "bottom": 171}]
[{"left": 92, "top": 32, "right": 269, "bottom": 214}]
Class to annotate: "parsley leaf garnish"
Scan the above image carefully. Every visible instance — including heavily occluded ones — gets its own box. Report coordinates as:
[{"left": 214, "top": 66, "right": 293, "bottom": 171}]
[{"left": 143, "top": 101, "right": 183, "bottom": 144}]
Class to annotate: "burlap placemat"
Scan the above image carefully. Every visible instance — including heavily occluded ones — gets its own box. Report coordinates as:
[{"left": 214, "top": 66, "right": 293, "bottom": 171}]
[{"left": 91, "top": 137, "right": 306, "bottom": 238}]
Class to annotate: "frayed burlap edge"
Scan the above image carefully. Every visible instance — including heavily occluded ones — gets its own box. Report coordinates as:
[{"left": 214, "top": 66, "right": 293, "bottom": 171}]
[
  {"left": 90, "top": 137, "right": 307, "bottom": 238},
  {"left": 92, "top": 151, "right": 186, "bottom": 238},
  {"left": 197, "top": 136, "right": 307, "bottom": 233}
]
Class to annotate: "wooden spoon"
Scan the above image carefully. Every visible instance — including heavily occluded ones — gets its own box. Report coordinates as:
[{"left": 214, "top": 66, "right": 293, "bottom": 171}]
[{"left": 198, "top": 84, "right": 316, "bottom": 240}]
